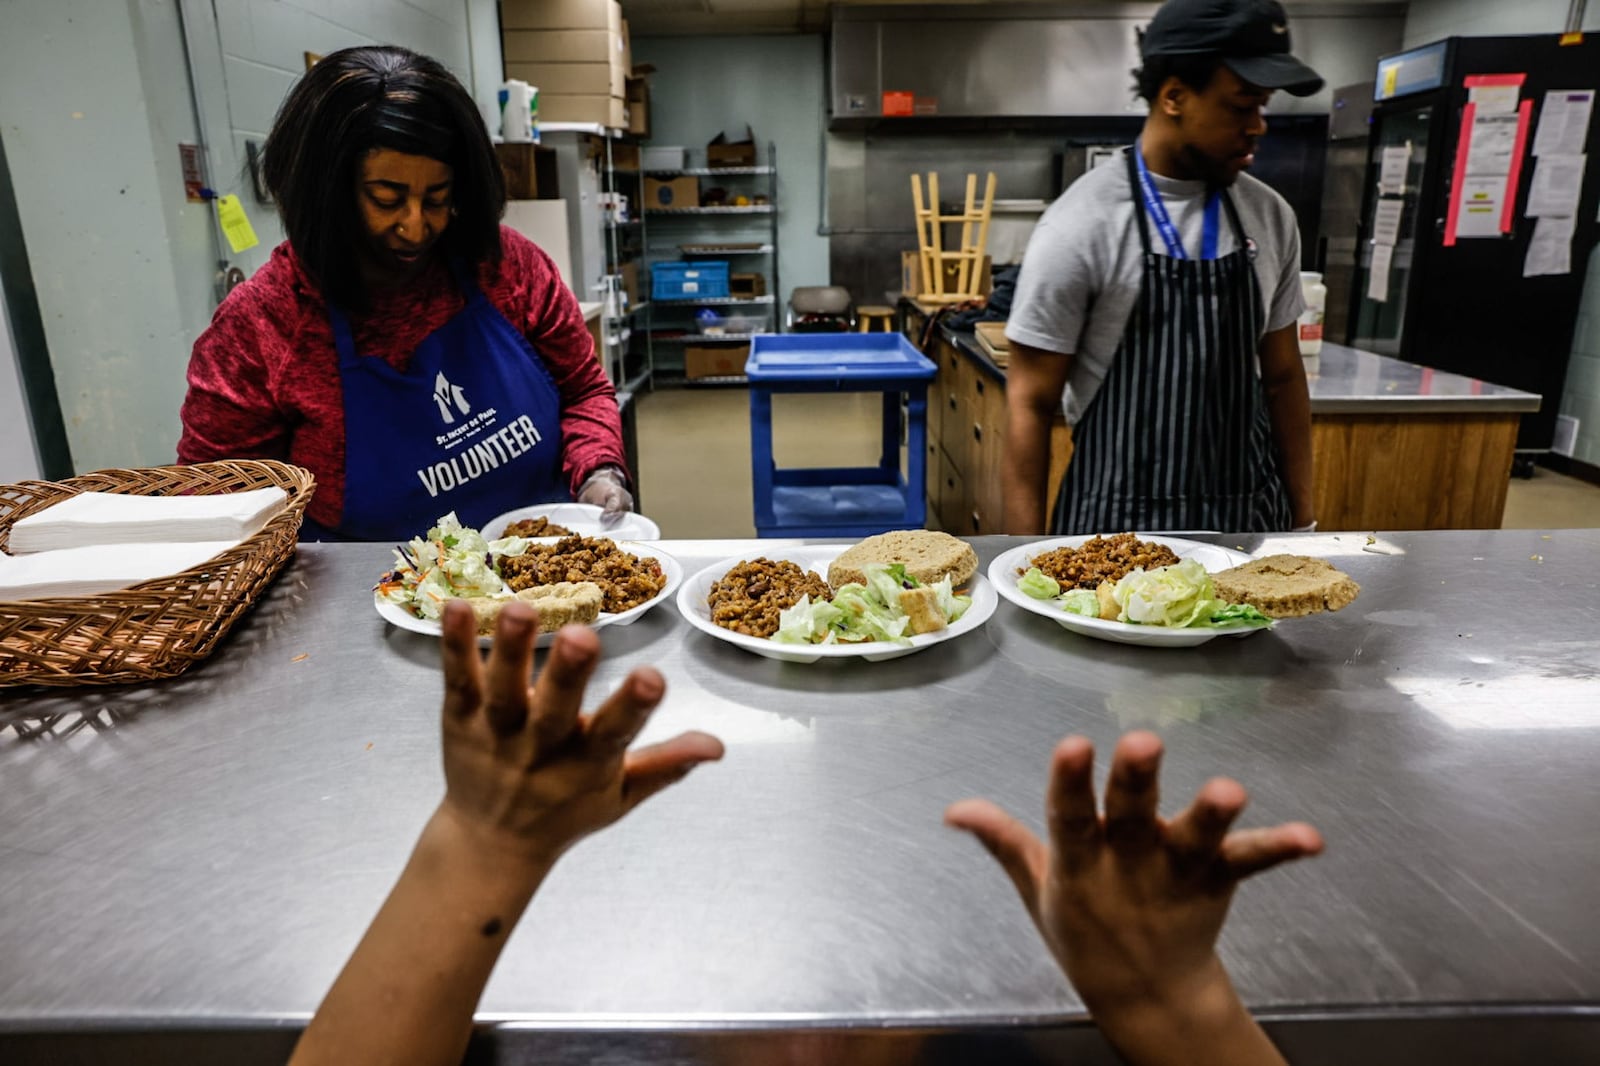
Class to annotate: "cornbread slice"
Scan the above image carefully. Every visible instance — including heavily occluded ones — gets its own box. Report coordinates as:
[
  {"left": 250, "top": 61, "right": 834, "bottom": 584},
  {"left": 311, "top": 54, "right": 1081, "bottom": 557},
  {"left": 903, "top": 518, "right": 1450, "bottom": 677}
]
[
  {"left": 464, "top": 581, "right": 604, "bottom": 635},
  {"left": 827, "top": 530, "right": 978, "bottom": 589},
  {"left": 897, "top": 586, "right": 949, "bottom": 635},
  {"left": 1211, "top": 555, "right": 1360, "bottom": 619},
  {"left": 1095, "top": 582, "right": 1120, "bottom": 621}
]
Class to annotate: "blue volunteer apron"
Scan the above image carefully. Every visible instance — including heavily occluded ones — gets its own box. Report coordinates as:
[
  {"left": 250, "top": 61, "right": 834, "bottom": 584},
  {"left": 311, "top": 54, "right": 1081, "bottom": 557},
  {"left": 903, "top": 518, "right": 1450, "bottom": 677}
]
[
  {"left": 314, "top": 262, "right": 567, "bottom": 541},
  {"left": 1051, "top": 147, "right": 1291, "bottom": 535}
]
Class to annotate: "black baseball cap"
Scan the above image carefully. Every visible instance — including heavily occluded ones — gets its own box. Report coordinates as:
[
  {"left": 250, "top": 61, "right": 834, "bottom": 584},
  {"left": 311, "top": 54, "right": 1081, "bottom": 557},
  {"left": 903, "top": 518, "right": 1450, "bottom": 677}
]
[{"left": 1142, "top": 0, "right": 1325, "bottom": 97}]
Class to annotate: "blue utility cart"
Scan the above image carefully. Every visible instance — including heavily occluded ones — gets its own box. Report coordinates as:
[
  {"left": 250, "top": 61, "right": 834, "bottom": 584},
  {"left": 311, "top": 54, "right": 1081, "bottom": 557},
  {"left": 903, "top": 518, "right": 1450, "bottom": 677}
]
[{"left": 745, "top": 333, "right": 937, "bottom": 537}]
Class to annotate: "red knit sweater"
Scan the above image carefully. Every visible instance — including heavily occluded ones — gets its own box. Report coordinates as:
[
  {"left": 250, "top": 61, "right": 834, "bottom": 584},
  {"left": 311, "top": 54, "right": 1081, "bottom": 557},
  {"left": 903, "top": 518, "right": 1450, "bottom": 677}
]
[{"left": 178, "top": 228, "right": 623, "bottom": 532}]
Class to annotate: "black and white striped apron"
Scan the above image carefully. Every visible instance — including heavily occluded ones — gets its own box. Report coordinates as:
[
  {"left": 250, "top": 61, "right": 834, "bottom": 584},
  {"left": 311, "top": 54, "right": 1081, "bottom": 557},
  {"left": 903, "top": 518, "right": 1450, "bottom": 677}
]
[{"left": 1051, "top": 150, "right": 1292, "bottom": 535}]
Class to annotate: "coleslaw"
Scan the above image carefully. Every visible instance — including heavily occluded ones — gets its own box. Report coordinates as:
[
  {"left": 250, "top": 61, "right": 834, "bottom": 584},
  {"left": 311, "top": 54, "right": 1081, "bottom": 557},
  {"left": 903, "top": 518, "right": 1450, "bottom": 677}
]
[{"left": 374, "top": 512, "right": 533, "bottom": 621}]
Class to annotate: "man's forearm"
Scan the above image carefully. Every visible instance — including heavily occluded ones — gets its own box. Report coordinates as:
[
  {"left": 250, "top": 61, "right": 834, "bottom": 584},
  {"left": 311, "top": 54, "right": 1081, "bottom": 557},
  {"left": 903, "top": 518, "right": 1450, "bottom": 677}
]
[
  {"left": 289, "top": 807, "right": 551, "bottom": 1066},
  {"left": 1263, "top": 375, "right": 1314, "bottom": 527},
  {"left": 1003, "top": 403, "right": 1055, "bottom": 534}
]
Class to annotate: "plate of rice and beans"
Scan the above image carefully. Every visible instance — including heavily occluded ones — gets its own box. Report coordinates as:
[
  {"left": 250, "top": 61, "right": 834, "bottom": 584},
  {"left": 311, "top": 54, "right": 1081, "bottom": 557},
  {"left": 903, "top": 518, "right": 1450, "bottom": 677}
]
[
  {"left": 990, "top": 533, "right": 1358, "bottom": 648},
  {"left": 677, "top": 530, "right": 997, "bottom": 663}
]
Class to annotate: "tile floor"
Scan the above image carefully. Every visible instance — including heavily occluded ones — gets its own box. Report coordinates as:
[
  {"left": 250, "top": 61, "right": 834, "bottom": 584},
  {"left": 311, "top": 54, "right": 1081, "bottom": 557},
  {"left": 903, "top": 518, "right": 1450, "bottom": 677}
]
[{"left": 634, "top": 387, "right": 1600, "bottom": 537}]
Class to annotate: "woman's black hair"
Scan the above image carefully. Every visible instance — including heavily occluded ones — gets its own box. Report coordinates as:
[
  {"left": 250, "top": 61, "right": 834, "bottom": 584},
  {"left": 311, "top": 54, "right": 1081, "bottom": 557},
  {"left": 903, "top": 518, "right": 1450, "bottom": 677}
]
[
  {"left": 1131, "top": 26, "right": 1226, "bottom": 104},
  {"left": 261, "top": 45, "right": 505, "bottom": 310}
]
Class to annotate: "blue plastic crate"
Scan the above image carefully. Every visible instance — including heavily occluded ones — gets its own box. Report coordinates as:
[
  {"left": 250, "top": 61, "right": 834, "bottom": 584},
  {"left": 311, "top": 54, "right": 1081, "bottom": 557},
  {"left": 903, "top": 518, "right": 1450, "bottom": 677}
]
[
  {"left": 652, "top": 261, "right": 730, "bottom": 301},
  {"left": 745, "top": 332, "right": 935, "bottom": 383}
]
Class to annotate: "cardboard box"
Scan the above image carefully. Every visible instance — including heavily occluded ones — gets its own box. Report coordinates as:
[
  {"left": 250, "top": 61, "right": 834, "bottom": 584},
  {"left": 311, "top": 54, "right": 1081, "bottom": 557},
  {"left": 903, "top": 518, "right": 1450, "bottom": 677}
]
[
  {"left": 495, "top": 143, "right": 560, "bottom": 200},
  {"left": 643, "top": 176, "right": 699, "bottom": 210},
  {"left": 501, "top": 29, "right": 622, "bottom": 64},
  {"left": 730, "top": 273, "right": 767, "bottom": 298},
  {"left": 618, "top": 260, "right": 641, "bottom": 307},
  {"left": 503, "top": 200, "right": 573, "bottom": 290},
  {"left": 685, "top": 344, "right": 750, "bottom": 380},
  {"left": 620, "top": 18, "right": 633, "bottom": 74},
  {"left": 707, "top": 126, "right": 756, "bottom": 168},
  {"left": 625, "top": 76, "right": 650, "bottom": 138},
  {"left": 538, "top": 93, "right": 627, "bottom": 129},
  {"left": 901, "top": 251, "right": 993, "bottom": 299},
  {"left": 505, "top": 61, "right": 625, "bottom": 98},
  {"left": 609, "top": 141, "right": 640, "bottom": 172},
  {"left": 641, "top": 145, "right": 685, "bottom": 171},
  {"left": 501, "top": 0, "right": 620, "bottom": 31}
]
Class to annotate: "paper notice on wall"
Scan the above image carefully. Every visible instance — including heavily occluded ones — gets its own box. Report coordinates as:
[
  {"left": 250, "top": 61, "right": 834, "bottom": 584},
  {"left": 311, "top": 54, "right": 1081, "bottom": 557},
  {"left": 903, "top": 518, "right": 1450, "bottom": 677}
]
[
  {"left": 1368, "top": 243, "right": 1394, "bottom": 302},
  {"left": 1523, "top": 214, "right": 1577, "bottom": 276},
  {"left": 1454, "top": 177, "right": 1507, "bottom": 238},
  {"left": 1372, "top": 198, "right": 1405, "bottom": 246},
  {"left": 1469, "top": 83, "right": 1521, "bottom": 115},
  {"left": 1532, "top": 90, "right": 1595, "bottom": 156},
  {"left": 1465, "top": 112, "right": 1522, "bottom": 175},
  {"left": 1378, "top": 144, "right": 1411, "bottom": 195},
  {"left": 1525, "top": 153, "right": 1587, "bottom": 217}
]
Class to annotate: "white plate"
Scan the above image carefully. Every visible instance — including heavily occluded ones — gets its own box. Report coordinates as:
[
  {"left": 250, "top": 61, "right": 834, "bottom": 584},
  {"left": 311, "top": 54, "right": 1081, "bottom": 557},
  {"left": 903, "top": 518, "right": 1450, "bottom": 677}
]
[
  {"left": 482, "top": 503, "right": 661, "bottom": 542},
  {"left": 375, "top": 541, "right": 682, "bottom": 647},
  {"left": 676, "top": 546, "right": 998, "bottom": 664},
  {"left": 988, "top": 535, "right": 1267, "bottom": 649}
]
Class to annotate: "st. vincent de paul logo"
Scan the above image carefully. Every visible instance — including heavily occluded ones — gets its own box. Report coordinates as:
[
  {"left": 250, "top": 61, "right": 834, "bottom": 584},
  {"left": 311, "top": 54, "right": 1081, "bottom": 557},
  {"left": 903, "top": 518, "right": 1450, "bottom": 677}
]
[{"left": 433, "top": 371, "right": 471, "bottom": 424}]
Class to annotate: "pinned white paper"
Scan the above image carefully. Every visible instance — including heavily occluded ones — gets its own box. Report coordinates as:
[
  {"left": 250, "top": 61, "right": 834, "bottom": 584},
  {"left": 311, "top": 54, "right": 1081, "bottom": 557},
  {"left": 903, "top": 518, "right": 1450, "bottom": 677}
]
[
  {"left": 1454, "top": 176, "right": 1507, "bottom": 238},
  {"left": 1465, "top": 112, "right": 1522, "bottom": 176},
  {"left": 1524, "top": 214, "right": 1576, "bottom": 277},
  {"left": 1525, "top": 154, "right": 1587, "bottom": 217},
  {"left": 1532, "top": 89, "right": 1595, "bottom": 157},
  {"left": 1368, "top": 244, "right": 1394, "bottom": 302},
  {"left": 1469, "top": 83, "right": 1521, "bottom": 115},
  {"left": 1372, "top": 199, "right": 1405, "bottom": 246},
  {"left": 1378, "top": 144, "right": 1411, "bottom": 195}
]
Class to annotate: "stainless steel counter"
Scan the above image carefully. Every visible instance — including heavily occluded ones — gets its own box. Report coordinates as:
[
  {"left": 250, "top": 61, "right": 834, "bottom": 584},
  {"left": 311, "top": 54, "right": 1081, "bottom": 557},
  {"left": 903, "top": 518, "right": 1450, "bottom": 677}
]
[
  {"left": 1303, "top": 343, "right": 1541, "bottom": 415},
  {"left": 3, "top": 532, "right": 1599, "bottom": 1065},
  {"left": 937, "top": 322, "right": 1541, "bottom": 415}
]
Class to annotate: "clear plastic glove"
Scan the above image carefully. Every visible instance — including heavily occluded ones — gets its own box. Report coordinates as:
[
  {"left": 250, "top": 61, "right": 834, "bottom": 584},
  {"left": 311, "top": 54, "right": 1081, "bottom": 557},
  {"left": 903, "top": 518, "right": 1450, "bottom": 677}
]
[{"left": 576, "top": 465, "right": 634, "bottom": 527}]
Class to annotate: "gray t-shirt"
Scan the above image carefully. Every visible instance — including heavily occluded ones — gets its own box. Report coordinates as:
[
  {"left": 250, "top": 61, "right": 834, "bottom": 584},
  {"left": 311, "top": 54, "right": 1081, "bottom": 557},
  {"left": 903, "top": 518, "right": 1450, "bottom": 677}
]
[{"left": 1006, "top": 152, "right": 1305, "bottom": 423}]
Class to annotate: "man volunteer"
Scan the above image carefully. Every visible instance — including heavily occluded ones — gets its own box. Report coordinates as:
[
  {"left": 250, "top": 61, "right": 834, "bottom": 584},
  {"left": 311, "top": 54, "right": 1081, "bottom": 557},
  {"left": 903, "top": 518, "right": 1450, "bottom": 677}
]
[{"left": 1003, "top": 0, "right": 1322, "bottom": 535}]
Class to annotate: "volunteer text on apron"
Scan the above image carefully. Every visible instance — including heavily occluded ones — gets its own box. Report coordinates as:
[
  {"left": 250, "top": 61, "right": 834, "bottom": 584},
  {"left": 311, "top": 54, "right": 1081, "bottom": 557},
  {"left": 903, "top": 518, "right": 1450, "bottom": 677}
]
[
  {"left": 313, "top": 262, "right": 567, "bottom": 541},
  {"left": 1052, "top": 147, "right": 1292, "bottom": 535}
]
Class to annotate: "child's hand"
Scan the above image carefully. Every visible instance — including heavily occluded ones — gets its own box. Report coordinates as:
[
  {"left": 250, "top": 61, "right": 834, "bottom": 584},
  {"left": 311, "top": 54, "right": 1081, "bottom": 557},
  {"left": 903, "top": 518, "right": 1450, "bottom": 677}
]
[
  {"left": 436, "top": 599, "right": 723, "bottom": 870},
  {"left": 946, "top": 732, "right": 1322, "bottom": 1064}
]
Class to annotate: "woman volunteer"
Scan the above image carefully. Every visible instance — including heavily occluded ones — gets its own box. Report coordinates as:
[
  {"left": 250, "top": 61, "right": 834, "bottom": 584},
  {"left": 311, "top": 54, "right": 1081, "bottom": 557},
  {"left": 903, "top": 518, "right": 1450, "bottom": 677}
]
[
  {"left": 179, "top": 46, "right": 631, "bottom": 540},
  {"left": 1003, "top": 0, "right": 1321, "bottom": 535}
]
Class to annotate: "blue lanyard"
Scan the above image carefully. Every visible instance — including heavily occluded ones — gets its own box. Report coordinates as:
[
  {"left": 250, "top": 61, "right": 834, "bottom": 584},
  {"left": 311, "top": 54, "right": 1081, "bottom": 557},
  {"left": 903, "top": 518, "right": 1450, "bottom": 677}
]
[{"left": 1134, "top": 147, "right": 1221, "bottom": 260}]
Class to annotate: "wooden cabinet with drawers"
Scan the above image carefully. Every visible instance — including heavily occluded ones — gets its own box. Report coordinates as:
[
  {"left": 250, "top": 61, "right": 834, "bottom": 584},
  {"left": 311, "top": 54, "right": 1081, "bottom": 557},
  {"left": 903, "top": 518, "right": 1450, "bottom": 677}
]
[{"left": 923, "top": 330, "right": 1072, "bottom": 535}]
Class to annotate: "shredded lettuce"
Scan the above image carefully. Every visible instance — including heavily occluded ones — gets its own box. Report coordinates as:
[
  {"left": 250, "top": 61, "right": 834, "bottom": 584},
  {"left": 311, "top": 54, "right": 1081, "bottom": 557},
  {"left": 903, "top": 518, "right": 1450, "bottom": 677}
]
[
  {"left": 1018, "top": 555, "right": 1270, "bottom": 629},
  {"left": 773, "top": 594, "right": 845, "bottom": 644},
  {"left": 1058, "top": 588, "right": 1100, "bottom": 617},
  {"left": 1017, "top": 567, "right": 1061, "bottom": 600},
  {"left": 1113, "top": 559, "right": 1221, "bottom": 628},
  {"left": 771, "top": 562, "right": 966, "bottom": 645},
  {"left": 930, "top": 573, "right": 972, "bottom": 623},
  {"left": 1203, "top": 602, "right": 1273, "bottom": 629},
  {"left": 377, "top": 512, "right": 510, "bottom": 620},
  {"left": 830, "top": 581, "right": 912, "bottom": 643}
]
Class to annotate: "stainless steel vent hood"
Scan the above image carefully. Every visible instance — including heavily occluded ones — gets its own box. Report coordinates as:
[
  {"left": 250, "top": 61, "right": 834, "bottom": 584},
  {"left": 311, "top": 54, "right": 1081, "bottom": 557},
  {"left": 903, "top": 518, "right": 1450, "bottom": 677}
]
[{"left": 830, "top": 3, "right": 1405, "bottom": 126}]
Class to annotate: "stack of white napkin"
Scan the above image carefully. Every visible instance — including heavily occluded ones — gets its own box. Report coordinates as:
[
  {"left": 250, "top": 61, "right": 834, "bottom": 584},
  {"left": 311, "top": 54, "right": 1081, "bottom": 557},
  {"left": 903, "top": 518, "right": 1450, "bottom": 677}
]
[{"left": 1, "top": 487, "right": 288, "bottom": 601}]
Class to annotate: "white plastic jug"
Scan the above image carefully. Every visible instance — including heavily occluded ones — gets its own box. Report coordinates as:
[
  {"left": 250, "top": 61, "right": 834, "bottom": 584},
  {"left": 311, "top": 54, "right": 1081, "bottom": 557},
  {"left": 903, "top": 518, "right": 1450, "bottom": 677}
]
[
  {"left": 498, "top": 80, "right": 537, "bottom": 143},
  {"left": 1298, "top": 271, "right": 1326, "bottom": 357}
]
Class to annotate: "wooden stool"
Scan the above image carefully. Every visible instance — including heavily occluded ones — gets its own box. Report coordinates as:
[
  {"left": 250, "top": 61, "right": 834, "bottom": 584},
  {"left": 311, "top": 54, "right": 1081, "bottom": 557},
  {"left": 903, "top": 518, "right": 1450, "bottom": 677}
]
[{"left": 857, "top": 305, "right": 895, "bottom": 333}]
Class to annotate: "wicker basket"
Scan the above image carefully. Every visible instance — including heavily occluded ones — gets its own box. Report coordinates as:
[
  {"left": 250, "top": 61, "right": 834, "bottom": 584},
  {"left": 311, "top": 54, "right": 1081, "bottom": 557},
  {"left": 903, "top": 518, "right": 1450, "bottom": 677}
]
[{"left": 0, "top": 460, "right": 315, "bottom": 688}]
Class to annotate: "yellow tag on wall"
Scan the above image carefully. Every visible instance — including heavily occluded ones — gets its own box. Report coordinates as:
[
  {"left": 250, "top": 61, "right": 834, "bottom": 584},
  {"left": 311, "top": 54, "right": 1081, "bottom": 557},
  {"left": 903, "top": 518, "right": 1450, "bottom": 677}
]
[{"left": 216, "top": 194, "right": 259, "bottom": 253}]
